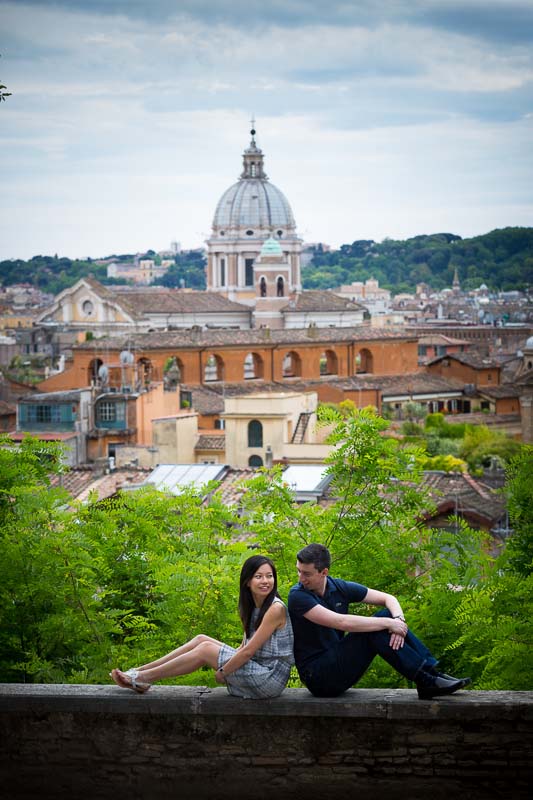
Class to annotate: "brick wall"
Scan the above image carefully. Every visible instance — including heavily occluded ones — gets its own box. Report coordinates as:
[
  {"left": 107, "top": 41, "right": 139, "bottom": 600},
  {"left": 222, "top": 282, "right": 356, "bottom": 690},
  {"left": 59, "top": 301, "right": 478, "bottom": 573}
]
[{"left": 1, "top": 685, "right": 532, "bottom": 800}]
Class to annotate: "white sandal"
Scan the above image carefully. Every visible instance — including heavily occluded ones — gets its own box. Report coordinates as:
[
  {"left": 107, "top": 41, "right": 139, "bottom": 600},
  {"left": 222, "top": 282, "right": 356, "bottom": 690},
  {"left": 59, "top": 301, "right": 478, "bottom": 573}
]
[{"left": 111, "top": 668, "right": 151, "bottom": 694}]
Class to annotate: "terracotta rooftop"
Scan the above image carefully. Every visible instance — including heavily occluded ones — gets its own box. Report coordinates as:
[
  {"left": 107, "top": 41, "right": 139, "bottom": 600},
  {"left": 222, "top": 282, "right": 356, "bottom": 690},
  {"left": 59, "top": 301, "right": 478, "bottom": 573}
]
[
  {"left": 195, "top": 433, "right": 226, "bottom": 451},
  {"left": 418, "top": 334, "right": 470, "bottom": 346},
  {"left": 180, "top": 381, "right": 305, "bottom": 416},
  {"left": 210, "top": 468, "right": 256, "bottom": 507},
  {"left": 74, "top": 326, "right": 417, "bottom": 352},
  {"left": 19, "top": 389, "right": 86, "bottom": 403},
  {"left": 49, "top": 467, "right": 153, "bottom": 502},
  {"left": 477, "top": 385, "right": 521, "bottom": 399},
  {"left": 113, "top": 288, "right": 250, "bottom": 315},
  {"left": 285, "top": 373, "right": 464, "bottom": 396},
  {"left": 0, "top": 400, "right": 15, "bottom": 415},
  {"left": 427, "top": 352, "right": 501, "bottom": 369},
  {"left": 420, "top": 470, "right": 506, "bottom": 529},
  {"left": 282, "top": 291, "right": 366, "bottom": 313}
]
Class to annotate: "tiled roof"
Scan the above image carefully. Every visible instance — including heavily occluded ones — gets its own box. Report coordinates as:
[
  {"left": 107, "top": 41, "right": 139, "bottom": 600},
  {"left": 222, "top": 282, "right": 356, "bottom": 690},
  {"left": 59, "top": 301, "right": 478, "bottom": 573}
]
[
  {"left": 427, "top": 352, "right": 500, "bottom": 369},
  {"left": 478, "top": 385, "right": 521, "bottom": 399},
  {"left": 0, "top": 400, "right": 15, "bottom": 415},
  {"left": 418, "top": 334, "right": 470, "bottom": 346},
  {"left": 282, "top": 291, "right": 366, "bottom": 313},
  {"left": 113, "top": 288, "right": 251, "bottom": 314},
  {"left": 49, "top": 467, "right": 152, "bottom": 502},
  {"left": 180, "top": 381, "right": 302, "bottom": 415},
  {"left": 420, "top": 470, "right": 506, "bottom": 527},
  {"left": 19, "top": 389, "right": 85, "bottom": 403},
  {"left": 9, "top": 431, "right": 78, "bottom": 441},
  {"left": 180, "top": 385, "right": 225, "bottom": 415},
  {"left": 285, "top": 373, "right": 464, "bottom": 395},
  {"left": 75, "top": 325, "right": 417, "bottom": 352},
  {"left": 211, "top": 468, "right": 256, "bottom": 506},
  {"left": 195, "top": 433, "right": 226, "bottom": 451}
]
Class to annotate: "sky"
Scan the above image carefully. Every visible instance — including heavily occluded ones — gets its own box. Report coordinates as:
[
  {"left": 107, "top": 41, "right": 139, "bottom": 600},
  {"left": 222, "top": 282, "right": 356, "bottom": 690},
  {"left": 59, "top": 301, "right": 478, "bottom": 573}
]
[{"left": 1, "top": 0, "right": 533, "bottom": 261}]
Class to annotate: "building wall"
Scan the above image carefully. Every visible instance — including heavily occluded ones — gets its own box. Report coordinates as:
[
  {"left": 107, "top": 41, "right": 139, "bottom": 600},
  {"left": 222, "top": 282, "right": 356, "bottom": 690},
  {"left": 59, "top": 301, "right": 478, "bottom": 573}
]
[
  {"left": 152, "top": 412, "right": 198, "bottom": 463},
  {"left": 223, "top": 391, "right": 317, "bottom": 468},
  {"left": 495, "top": 397, "right": 520, "bottom": 414},
  {"left": 36, "top": 336, "right": 420, "bottom": 393},
  {"left": 135, "top": 384, "right": 181, "bottom": 446},
  {"left": 427, "top": 359, "right": 500, "bottom": 387}
]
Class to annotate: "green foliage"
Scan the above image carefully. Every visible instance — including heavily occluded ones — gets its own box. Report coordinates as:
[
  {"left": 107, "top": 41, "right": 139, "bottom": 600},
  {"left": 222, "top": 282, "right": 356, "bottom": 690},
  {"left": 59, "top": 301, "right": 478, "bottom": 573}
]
[
  {"left": 417, "top": 454, "right": 467, "bottom": 472},
  {"left": 1, "top": 420, "right": 531, "bottom": 690},
  {"left": 303, "top": 227, "right": 533, "bottom": 292},
  {"left": 400, "top": 421, "right": 424, "bottom": 436},
  {"left": 505, "top": 447, "right": 533, "bottom": 577},
  {"left": 155, "top": 251, "right": 206, "bottom": 290},
  {"left": 460, "top": 425, "right": 522, "bottom": 473}
]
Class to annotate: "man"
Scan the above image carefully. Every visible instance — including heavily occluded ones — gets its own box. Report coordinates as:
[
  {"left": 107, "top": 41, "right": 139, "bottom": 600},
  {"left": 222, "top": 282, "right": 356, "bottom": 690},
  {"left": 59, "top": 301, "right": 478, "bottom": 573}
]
[{"left": 288, "top": 543, "right": 471, "bottom": 699}]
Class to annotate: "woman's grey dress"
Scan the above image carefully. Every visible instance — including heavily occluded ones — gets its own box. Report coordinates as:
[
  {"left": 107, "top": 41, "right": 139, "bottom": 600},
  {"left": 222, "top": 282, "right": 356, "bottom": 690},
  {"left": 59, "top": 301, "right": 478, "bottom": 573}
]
[{"left": 217, "top": 598, "right": 294, "bottom": 698}]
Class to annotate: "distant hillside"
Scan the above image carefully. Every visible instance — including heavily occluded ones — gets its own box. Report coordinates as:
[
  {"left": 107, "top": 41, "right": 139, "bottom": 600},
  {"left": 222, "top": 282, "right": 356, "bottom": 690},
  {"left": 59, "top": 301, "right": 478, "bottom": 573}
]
[
  {"left": 303, "top": 227, "right": 533, "bottom": 293},
  {"left": 0, "top": 250, "right": 207, "bottom": 294},
  {"left": 1, "top": 227, "right": 531, "bottom": 295}
]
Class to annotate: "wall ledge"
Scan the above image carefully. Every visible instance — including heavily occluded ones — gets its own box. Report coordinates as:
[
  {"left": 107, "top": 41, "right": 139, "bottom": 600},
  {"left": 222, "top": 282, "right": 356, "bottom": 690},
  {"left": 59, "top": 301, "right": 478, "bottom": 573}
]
[
  {"left": 2, "top": 683, "right": 533, "bottom": 720},
  {"left": 2, "top": 685, "right": 532, "bottom": 800}
]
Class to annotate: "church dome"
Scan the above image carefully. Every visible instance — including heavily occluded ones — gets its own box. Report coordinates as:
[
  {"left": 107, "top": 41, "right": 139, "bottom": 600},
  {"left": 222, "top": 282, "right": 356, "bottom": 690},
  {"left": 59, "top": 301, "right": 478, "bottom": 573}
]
[
  {"left": 213, "top": 180, "right": 295, "bottom": 231},
  {"left": 212, "top": 127, "right": 296, "bottom": 234}
]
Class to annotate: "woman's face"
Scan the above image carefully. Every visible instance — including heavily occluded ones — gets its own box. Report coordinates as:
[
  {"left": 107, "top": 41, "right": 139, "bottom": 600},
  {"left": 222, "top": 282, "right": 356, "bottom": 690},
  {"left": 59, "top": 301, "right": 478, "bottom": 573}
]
[{"left": 247, "top": 563, "right": 275, "bottom": 603}]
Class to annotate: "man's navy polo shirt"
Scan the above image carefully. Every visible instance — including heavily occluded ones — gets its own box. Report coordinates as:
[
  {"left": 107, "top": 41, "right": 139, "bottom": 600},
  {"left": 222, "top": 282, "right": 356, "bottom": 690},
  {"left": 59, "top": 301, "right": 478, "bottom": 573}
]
[{"left": 288, "top": 576, "right": 368, "bottom": 669}]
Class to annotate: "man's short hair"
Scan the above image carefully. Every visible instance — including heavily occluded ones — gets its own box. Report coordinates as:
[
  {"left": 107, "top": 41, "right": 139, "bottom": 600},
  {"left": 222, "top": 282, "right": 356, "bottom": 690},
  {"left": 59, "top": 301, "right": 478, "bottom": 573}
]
[{"left": 297, "top": 543, "right": 331, "bottom": 572}]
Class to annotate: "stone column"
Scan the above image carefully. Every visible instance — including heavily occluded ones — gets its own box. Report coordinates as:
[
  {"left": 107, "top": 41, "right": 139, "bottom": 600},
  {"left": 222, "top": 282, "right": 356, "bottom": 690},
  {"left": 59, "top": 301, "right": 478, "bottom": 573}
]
[{"left": 520, "top": 393, "right": 533, "bottom": 443}]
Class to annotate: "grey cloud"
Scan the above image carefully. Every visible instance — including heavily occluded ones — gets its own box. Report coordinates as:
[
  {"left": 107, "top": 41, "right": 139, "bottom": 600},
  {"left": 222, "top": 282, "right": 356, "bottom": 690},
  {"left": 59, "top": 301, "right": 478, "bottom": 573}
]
[
  {"left": 11, "top": 1, "right": 533, "bottom": 46},
  {"left": 418, "top": 3, "right": 533, "bottom": 46}
]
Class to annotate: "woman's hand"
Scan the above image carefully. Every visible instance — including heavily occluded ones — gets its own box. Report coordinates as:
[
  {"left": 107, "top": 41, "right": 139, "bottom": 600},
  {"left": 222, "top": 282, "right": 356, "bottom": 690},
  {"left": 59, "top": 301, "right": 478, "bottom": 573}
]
[{"left": 215, "top": 668, "right": 226, "bottom": 685}]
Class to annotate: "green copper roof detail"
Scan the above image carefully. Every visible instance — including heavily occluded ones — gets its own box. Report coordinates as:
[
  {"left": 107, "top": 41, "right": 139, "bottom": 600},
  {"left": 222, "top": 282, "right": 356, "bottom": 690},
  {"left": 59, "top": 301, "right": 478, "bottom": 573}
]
[{"left": 261, "top": 237, "right": 283, "bottom": 256}]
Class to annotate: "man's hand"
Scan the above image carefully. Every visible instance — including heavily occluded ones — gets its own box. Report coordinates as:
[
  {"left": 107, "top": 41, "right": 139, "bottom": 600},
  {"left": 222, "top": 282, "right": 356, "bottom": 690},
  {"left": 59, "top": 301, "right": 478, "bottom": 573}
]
[{"left": 388, "top": 617, "right": 408, "bottom": 650}]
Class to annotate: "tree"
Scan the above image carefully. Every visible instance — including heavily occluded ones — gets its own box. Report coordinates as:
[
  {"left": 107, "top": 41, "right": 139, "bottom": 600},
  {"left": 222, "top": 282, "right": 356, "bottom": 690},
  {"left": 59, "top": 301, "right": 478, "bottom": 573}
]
[
  {"left": 505, "top": 447, "right": 533, "bottom": 577},
  {"left": 1, "top": 418, "right": 529, "bottom": 690}
]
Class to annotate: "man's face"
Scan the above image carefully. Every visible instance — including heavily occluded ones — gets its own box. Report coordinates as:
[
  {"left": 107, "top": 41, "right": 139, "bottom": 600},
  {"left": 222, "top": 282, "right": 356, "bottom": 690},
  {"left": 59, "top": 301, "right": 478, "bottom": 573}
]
[{"left": 296, "top": 560, "right": 328, "bottom": 593}]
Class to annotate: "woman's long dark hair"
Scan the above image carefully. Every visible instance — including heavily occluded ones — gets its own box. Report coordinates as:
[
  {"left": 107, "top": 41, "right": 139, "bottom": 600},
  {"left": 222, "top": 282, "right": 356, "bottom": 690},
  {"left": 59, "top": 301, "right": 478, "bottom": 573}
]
[{"left": 238, "top": 555, "right": 279, "bottom": 639}]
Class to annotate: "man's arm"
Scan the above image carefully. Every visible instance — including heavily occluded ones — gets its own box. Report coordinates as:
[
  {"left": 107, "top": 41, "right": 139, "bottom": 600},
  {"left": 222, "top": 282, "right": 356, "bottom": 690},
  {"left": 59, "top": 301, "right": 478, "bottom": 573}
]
[
  {"left": 302, "top": 588, "right": 408, "bottom": 650},
  {"left": 363, "top": 588, "right": 404, "bottom": 619}
]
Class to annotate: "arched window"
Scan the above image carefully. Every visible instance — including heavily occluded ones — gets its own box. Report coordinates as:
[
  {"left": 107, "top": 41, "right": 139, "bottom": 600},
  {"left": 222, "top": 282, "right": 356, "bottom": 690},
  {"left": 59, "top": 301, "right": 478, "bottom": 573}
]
[
  {"left": 355, "top": 348, "right": 373, "bottom": 374},
  {"left": 244, "top": 352, "right": 264, "bottom": 380},
  {"left": 320, "top": 349, "right": 338, "bottom": 376},
  {"left": 248, "top": 420, "right": 263, "bottom": 447},
  {"left": 277, "top": 276, "right": 284, "bottom": 297},
  {"left": 249, "top": 455, "right": 263, "bottom": 468},
  {"left": 204, "top": 353, "right": 224, "bottom": 382},
  {"left": 282, "top": 351, "right": 302, "bottom": 378},
  {"left": 137, "top": 357, "right": 153, "bottom": 387},
  {"left": 260, "top": 277, "right": 267, "bottom": 297},
  {"left": 88, "top": 358, "right": 103, "bottom": 385}
]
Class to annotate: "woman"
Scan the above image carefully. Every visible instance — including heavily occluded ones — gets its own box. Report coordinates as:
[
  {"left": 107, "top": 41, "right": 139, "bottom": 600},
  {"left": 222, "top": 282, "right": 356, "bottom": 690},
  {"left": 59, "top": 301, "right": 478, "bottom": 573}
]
[{"left": 110, "top": 554, "right": 294, "bottom": 698}]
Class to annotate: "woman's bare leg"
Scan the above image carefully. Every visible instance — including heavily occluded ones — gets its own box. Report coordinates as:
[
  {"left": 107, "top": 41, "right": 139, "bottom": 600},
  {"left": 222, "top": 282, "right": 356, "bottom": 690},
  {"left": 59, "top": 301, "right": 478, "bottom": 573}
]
[
  {"left": 117, "top": 641, "right": 222, "bottom": 687},
  {"left": 134, "top": 635, "right": 224, "bottom": 671}
]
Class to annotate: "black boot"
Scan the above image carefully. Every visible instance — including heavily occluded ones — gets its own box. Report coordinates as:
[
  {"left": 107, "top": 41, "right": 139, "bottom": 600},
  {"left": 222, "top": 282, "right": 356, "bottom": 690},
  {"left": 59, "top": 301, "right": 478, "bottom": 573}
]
[
  {"left": 416, "top": 669, "right": 470, "bottom": 700},
  {"left": 427, "top": 665, "right": 472, "bottom": 687}
]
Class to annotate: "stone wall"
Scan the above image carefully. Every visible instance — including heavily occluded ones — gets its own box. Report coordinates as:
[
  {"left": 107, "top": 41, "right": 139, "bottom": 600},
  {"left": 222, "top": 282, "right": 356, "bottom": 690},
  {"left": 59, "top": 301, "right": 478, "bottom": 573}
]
[{"left": 1, "top": 685, "right": 532, "bottom": 800}]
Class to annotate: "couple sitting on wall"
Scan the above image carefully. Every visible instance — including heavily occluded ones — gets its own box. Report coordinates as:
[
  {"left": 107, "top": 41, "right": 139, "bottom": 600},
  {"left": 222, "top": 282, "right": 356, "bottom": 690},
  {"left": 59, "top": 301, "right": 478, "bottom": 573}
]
[{"left": 111, "top": 544, "right": 471, "bottom": 701}]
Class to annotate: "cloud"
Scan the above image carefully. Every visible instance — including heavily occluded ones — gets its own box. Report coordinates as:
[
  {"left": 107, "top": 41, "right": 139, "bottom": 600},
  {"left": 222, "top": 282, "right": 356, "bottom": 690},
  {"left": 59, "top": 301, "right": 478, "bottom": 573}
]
[{"left": 1, "top": 0, "right": 532, "bottom": 259}]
